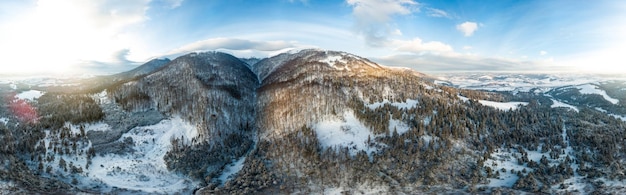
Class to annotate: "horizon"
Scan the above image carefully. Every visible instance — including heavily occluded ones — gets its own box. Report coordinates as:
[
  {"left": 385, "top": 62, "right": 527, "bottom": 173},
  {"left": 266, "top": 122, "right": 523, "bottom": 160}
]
[{"left": 0, "top": 0, "right": 624, "bottom": 75}]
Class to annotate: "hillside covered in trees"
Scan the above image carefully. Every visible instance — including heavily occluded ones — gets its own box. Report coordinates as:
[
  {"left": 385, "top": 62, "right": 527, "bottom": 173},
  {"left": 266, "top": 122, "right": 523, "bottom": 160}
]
[{"left": 0, "top": 49, "right": 625, "bottom": 194}]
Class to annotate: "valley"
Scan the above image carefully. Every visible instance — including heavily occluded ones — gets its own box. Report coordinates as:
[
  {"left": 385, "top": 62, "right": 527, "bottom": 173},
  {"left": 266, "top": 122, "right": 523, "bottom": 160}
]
[{"left": 1, "top": 50, "right": 625, "bottom": 194}]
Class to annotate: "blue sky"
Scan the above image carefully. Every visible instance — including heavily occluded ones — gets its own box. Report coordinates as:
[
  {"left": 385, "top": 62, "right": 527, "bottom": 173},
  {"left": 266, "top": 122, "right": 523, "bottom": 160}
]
[{"left": 0, "top": 0, "right": 624, "bottom": 75}]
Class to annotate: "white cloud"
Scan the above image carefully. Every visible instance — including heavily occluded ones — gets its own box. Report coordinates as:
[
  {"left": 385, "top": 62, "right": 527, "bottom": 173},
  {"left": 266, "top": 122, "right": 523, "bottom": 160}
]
[
  {"left": 373, "top": 53, "right": 559, "bottom": 72},
  {"left": 0, "top": 0, "right": 189, "bottom": 75},
  {"left": 162, "top": 0, "right": 184, "bottom": 8},
  {"left": 167, "top": 38, "right": 298, "bottom": 57},
  {"left": 540, "top": 50, "right": 547, "bottom": 55},
  {"left": 426, "top": 8, "right": 449, "bottom": 18},
  {"left": 463, "top": 46, "right": 473, "bottom": 50},
  {"left": 288, "top": 0, "right": 309, "bottom": 4},
  {"left": 456, "top": 21, "right": 478, "bottom": 37},
  {"left": 392, "top": 38, "right": 453, "bottom": 53},
  {"left": 392, "top": 29, "right": 403, "bottom": 36},
  {"left": 0, "top": 0, "right": 156, "bottom": 75},
  {"left": 347, "top": 0, "right": 418, "bottom": 47}
]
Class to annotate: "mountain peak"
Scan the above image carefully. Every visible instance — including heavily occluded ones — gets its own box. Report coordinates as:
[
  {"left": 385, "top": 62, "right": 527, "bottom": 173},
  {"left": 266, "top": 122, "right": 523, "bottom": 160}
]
[{"left": 254, "top": 49, "right": 388, "bottom": 83}]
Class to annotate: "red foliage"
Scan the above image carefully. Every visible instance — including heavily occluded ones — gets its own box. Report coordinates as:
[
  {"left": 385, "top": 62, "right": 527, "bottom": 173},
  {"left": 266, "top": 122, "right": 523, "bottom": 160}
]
[{"left": 6, "top": 94, "right": 39, "bottom": 124}]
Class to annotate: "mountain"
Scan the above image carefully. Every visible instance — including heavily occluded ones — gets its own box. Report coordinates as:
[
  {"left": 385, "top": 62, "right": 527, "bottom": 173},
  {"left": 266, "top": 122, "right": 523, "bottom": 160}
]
[
  {"left": 60, "top": 58, "right": 172, "bottom": 94},
  {"left": 1, "top": 49, "right": 626, "bottom": 194},
  {"left": 112, "top": 58, "right": 171, "bottom": 80}
]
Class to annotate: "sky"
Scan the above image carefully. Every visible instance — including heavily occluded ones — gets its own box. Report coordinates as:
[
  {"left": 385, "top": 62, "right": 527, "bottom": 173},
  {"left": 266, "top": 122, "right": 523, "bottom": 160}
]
[{"left": 0, "top": 0, "right": 624, "bottom": 75}]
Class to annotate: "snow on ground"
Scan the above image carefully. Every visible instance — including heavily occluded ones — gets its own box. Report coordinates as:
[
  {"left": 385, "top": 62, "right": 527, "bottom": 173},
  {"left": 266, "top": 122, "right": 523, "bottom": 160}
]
[
  {"left": 16, "top": 90, "right": 44, "bottom": 101},
  {"left": 0, "top": 118, "right": 7, "bottom": 125},
  {"left": 433, "top": 73, "right": 611, "bottom": 93},
  {"left": 551, "top": 99, "right": 579, "bottom": 112},
  {"left": 388, "top": 119, "right": 410, "bottom": 135},
  {"left": 553, "top": 127, "right": 587, "bottom": 193},
  {"left": 95, "top": 90, "right": 110, "bottom": 104},
  {"left": 593, "top": 107, "right": 626, "bottom": 122},
  {"left": 609, "top": 114, "right": 626, "bottom": 122},
  {"left": 457, "top": 95, "right": 469, "bottom": 102},
  {"left": 66, "top": 122, "right": 111, "bottom": 134},
  {"left": 574, "top": 84, "right": 619, "bottom": 104},
  {"left": 319, "top": 55, "right": 348, "bottom": 69},
  {"left": 314, "top": 110, "right": 380, "bottom": 156},
  {"left": 485, "top": 150, "right": 526, "bottom": 187},
  {"left": 0, "top": 181, "right": 16, "bottom": 194},
  {"left": 484, "top": 147, "right": 545, "bottom": 188},
  {"left": 478, "top": 100, "right": 528, "bottom": 111},
  {"left": 366, "top": 99, "right": 419, "bottom": 110},
  {"left": 87, "top": 117, "right": 199, "bottom": 193},
  {"left": 457, "top": 95, "right": 527, "bottom": 111},
  {"left": 218, "top": 155, "right": 247, "bottom": 184},
  {"left": 323, "top": 184, "right": 389, "bottom": 195}
]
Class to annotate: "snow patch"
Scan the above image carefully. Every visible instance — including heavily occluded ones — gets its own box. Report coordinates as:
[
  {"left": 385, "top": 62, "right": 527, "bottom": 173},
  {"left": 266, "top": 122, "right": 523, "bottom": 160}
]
[
  {"left": 593, "top": 107, "right": 626, "bottom": 121},
  {"left": 458, "top": 95, "right": 527, "bottom": 111},
  {"left": 95, "top": 90, "right": 110, "bottom": 104},
  {"left": 457, "top": 95, "right": 470, "bottom": 102},
  {"left": 16, "top": 90, "right": 44, "bottom": 101},
  {"left": 574, "top": 84, "right": 619, "bottom": 104},
  {"left": 607, "top": 113, "right": 626, "bottom": 122},
  {"left": 367, "top": 99, "right": 419, "bottom": 110},
  {"left": 218, "top": 155, "right": 247, "bottom": 184},
  {"left": 478, "top": 100, "right": 528, "bottom": 111},
  {"left": 314, "top": 110, "right": 380, "bottom": 156},
  {"left": 0, "top": 118, "right": 7, "bottom": 125},
  {"left": 388, "top": 119, "right": 410, "bottom": 135},
  {"left": 551, "top": 99, "right": 579, "bottom": 112},
  {"left": 319, "top": 55, "right": 348, "bottom": 70},
  {"left": 66, "top": 122, "right": 111, "bottom": 134},
  {"left": 87, "top": 117, "right": 199, "bottom": 193}
]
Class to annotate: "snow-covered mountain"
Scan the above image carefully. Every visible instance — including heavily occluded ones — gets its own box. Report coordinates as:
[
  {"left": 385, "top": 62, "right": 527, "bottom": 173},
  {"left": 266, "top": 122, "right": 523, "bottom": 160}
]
[{"left": 1, "top": 50, "right": 626, "bottom": 194}]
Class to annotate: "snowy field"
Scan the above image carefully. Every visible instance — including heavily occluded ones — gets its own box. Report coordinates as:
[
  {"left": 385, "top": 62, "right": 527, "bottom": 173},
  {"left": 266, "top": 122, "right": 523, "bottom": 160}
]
[
  {"left": 16, "top": 90, "right": 44, "bottom": 101},
  {"left": 478, "top": 100, "right": 528, "bottom": 111},
  {"left": 87, "top": 117, "right": 199, "bottom": 193},
  {"left": 550, "top": 99, "right": 579, "bottom": 112},
  {"left": 573, "top": 84, "right": 619, "bottom": 104},
  {"left": 483, "top": 126, "right": 589, "bottom": 192},
  {"left": 458, "top": 95, "right": 527, "bottom": 111},
  {"left": 434, "top": 73, "right": 602, "bottom": 92},
  {"left": 434, "top": 73, "right": 624, "bottom": 91},
  {"left": 38, "top": 117, "right": 201, "bottom": 193},
  {"left": 314, "top": 110, "right": 382, "bottom": 156}
]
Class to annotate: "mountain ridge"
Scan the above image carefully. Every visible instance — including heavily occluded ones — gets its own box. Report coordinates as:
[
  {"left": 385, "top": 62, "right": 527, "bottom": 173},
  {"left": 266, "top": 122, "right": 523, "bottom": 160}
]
[{"left": 1, "top": 49, "right": 626, "bottom": 194}]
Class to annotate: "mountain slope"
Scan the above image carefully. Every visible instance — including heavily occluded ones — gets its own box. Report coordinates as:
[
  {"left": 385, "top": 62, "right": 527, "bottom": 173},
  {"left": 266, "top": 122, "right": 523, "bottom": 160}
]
[
  {"left": 112, "top": 58, "right": 171, "bottom": 80},
  {"left": 2, "top": 50, "right": 626, "bottom": 194},
  {"left": 105, "top": 52, "right": 258, "bottom": 180},
  {"left": 206, "top": 50, "right": 626, "bottom": 194}
]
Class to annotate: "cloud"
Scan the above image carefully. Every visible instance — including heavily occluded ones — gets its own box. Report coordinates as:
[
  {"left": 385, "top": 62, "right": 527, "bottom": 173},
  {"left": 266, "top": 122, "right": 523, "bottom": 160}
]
[
  {"left": 463, "top": 46, "right": 473, "bottom": 50},
  {"left": 347, "top": 0, "right": 418, "bottom": 47},
  {"left": 161, "top": 0, "right": 184, "bottom": 8},
  {"left": 167, "top": 38, "right": 298, "bottom": 56},
  {"left": 372, "top": 53, "right": 560, "bottom": 72},
  {"left": 0, "top": 0, "right": 157, "bottom": 74},
  {"left": 456, "top": 21, "right": 478, "bottom": 37},
  {"left": 288, "top": 0, "right": 309, "bottom": 4},
  {"left": 426, "top": 8, "right": 449, "bottom": 18},
  {"left": 540, "top": 50, "right": 547, "bottom": 55},
  {"left": 77, "top": 49, "right": 142, "bottom": 74},
  {"left": 392, "top": 38, "right": 453, "bottom": 53}
]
